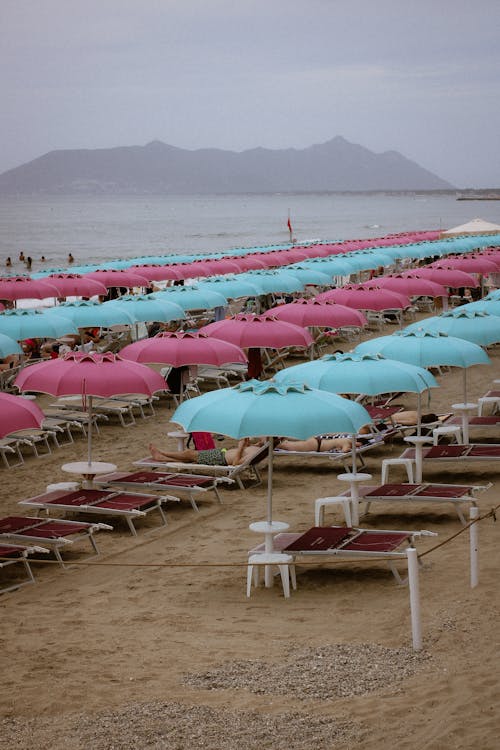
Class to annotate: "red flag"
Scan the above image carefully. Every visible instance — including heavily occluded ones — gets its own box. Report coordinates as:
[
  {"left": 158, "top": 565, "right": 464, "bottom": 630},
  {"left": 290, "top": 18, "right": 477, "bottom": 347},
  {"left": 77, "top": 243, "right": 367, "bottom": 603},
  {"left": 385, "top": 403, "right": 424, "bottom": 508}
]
[{"left": 287, "top": 217, "right": 292, "bottom": 233}]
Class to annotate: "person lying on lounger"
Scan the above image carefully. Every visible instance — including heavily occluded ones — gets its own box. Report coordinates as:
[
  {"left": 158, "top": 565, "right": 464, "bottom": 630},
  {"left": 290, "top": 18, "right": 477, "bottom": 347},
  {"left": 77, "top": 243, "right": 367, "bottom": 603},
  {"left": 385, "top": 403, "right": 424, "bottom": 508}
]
[
  {"left": 148, "top": 437, "right": 265, "bottom": 466},
  {"left": 276, "top": 435, "right": 361, "bottom": 453}
]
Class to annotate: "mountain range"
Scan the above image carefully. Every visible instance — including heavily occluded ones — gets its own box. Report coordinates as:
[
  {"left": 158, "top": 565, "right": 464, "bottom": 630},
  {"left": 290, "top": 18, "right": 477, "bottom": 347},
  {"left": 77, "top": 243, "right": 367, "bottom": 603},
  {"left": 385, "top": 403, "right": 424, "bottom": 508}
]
[{"left": 0, "top": 136, "right": 454, "bottom": 195}]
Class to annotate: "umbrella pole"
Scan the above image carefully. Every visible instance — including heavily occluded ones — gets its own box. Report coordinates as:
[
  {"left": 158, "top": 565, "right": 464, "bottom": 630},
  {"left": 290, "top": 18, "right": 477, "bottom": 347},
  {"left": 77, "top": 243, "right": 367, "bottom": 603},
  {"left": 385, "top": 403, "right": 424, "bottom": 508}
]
[
  {"left": 87, "top": 395, "right": 93, "bottom": 466},
  {"left": 266, "top": 439, "right": 273, "bottom": 529}
]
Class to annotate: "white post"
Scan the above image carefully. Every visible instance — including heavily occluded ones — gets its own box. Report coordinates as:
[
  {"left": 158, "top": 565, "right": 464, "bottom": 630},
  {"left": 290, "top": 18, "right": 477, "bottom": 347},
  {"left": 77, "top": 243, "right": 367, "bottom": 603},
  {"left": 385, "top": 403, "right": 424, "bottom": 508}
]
[
  {"left": 469, "top": 506, "right": 479, "bottom": 588},
  {"left": 407, "top": 548, "right": 422, "bottom": 651},
  {"left": 87, "top": 395, "right": 93, "bottom": 467}
]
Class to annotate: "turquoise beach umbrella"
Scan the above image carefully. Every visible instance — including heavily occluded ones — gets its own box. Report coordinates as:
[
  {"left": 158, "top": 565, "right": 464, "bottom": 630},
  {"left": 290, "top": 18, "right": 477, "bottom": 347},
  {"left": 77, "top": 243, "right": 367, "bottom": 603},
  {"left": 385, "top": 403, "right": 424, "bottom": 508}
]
[
  {"left": 241, "top": 270, "right": 305, "bottom": 294},
  {"left": 280, "top": 265, "right": 332, "bottom": 287},
  {"left": 355, "top": 328, "right": 490, "bottom": 407},
  {"left": 343, "top": 250, "right": 394, "bottom": 271},
  {"left": 404, "top": 309, "right": 500, "bottom": 347},
  {"left": 0, "top": 332, "right": 23, "bottom": 358},
  {"left": 198, "top": 276, "right": 263, "bottom": 299},
  {"left": 44, "top": 300, "right": 135, "bottom": 328},
  {"left": 300, "top": 257, "right": 356, "bottom": 276},
  {"left": 103, "top": 294, "right": 186, "bottom": 323},
  {"left": 0, "top": 308, "right": 77, "bottom": 340},
  {"left": 154, "top": 285, "right": 227, "bottom": 311},
  {"left": 172, "top": 380, "right": 371, "bottom": 526},
  {"left": 460, "top": 299, "right": 500, "bottom": 317},
  {"left": 274, "top": 352, "right": 437, "bottom": 397}
]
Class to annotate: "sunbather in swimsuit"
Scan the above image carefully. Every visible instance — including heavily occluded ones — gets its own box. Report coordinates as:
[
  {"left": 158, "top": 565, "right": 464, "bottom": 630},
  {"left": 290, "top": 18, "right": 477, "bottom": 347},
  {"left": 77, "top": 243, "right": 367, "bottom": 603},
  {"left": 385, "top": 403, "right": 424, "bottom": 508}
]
[
  {"left": 148, "top": 438, "right": 264, "bottom": 466},
  {"left": 278, "top": 435, "right": 360, "bottom": 453},
  {"left": 197, "top": 448, "right": 227, "bottom": 466}
]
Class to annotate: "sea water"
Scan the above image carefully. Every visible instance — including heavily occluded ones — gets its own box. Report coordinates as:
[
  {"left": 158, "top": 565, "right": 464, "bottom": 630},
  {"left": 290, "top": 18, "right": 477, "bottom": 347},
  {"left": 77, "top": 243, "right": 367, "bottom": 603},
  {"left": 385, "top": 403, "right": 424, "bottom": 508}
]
[{"left": 0, "top": 192, "right": 494, "bottom": 271}]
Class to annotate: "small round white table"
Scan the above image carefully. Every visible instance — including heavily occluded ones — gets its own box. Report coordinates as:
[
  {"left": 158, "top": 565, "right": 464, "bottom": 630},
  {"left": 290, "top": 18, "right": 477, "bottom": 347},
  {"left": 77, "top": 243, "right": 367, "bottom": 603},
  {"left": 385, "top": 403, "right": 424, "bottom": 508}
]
[
  {"left": 167, "top": 430, "right": 189, "bottom": 451},
  {"left": 249, "top": 520, "right": 290, "bottom": 587},
  {"left": 337, "top": 473, "right": 372, "bottom": 526},
  {"left": 62, "top": 461, "right": 117, "bottom": 488},
  {"left": 451, "top": 402, "right": 477, "bottom": 445},
  {"left": 403, "top": 436, "right": 433, "bottom": 483}
]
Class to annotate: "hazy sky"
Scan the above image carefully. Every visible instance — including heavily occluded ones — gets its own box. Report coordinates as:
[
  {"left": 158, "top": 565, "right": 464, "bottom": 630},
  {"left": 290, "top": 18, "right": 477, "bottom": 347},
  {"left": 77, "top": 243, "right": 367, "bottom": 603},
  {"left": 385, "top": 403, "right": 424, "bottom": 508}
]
[{"left": 2, "top": 0, "right": 499, "bottom": 187}]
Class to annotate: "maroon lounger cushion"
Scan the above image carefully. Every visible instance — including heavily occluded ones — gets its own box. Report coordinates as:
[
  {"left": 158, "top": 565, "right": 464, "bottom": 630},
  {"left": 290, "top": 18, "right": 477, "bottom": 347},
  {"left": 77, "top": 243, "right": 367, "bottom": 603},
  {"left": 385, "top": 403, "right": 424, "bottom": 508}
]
[
  {"left": 342, "top": 531, "right": 409, "bottom": 552},
  {"left": 424, "top": 445, "right": 470, "bottom": 458},
  {"left": 0, "top": 516, "right": 91, "bottom": 537},
  {"left": 469, "top": 445, "right": 500, "bottom": 456},
  {"left": 103, "top": 471, "right": 214, "bottom": 488},
  {"left": 0, "top": 544, "right": 26, "bottom": 558},
  {"left": 284, "top": 526, "right": 353, "bottom": 552},
  {"left": 29, "top": 489, "right": 159, "bottom": 511},
  {"left": 365, "top": 483, "right": 473, "bottom": 498}
]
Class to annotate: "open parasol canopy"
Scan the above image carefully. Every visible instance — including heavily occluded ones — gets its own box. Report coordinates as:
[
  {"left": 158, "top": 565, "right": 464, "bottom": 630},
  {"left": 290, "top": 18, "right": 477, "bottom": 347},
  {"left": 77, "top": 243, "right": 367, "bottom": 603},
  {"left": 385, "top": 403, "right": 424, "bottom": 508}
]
[{"left": 14, "top": 351, "right": 166, "bottom": 467}]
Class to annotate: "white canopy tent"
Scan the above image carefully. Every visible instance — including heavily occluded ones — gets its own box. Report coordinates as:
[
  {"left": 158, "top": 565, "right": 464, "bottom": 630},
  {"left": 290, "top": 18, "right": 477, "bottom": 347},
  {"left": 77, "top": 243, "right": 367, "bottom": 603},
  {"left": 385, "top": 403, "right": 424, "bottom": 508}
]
[{"left": 440, "top": 217, "right": 500, "bottom": 238}]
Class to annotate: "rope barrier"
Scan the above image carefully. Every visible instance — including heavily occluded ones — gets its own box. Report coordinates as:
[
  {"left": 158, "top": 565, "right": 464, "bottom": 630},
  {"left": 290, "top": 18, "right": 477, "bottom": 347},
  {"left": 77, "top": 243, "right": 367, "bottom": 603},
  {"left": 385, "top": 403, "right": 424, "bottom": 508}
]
[
  {"left": 417, "top": 504, "right": 499, "bottom": 559},
  {"left": 1, "top": 504, "right": 498, "bottom": 569},
  {"left": 0, "top": 504, "right": 500, "bottom": 568}
]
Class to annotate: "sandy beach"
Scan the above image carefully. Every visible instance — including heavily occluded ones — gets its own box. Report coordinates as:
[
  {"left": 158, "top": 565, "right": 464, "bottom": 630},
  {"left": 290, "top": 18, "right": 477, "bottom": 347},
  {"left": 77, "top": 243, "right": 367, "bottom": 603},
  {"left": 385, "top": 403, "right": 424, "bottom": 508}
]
[{"left": 1, "top": 327, "right": 499, "bottom": 749}]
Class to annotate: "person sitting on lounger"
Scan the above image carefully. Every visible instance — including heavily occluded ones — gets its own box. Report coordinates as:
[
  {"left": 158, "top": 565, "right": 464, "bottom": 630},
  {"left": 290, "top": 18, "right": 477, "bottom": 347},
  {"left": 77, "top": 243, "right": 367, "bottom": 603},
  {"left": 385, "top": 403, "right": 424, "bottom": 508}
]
[
  {"left": 148, "top": 437, "right": 265, "bottom": 466},
  {"left": 277, "top": 435, "right": 361, "bottom": 453}
]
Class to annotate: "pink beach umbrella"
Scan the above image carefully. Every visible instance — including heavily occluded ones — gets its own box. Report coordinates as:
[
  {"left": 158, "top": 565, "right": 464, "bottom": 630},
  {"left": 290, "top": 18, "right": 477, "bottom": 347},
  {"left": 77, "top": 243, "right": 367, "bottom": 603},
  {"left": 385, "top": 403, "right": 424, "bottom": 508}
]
[
  {"left": 429, "top": 257, "right": 498, "bottom": 275},
  {"left": 0, "top": 392, "right": 45, "bottom": 438},
  {"left": 14, "top": 351, "right": 166, "bottom": 467},
  {"left": 84, "top": 269, "right": 150, "bottom": 288},
  {"left": 45, "top": 273, "right": 108, "bottom": 298},
  {"left": 0, "top": 276, "right": 60, "bottom": 301},
  {"left": 367, "top": 274, "right": 447, "bottom": 298},
  {"left": 202, "top": 258, "right": 246, "bottom": 275},
  {"left": 200, "top": 313, "right": 313, "bottom": 350},
  {"left": 268, "top": 299, "right": 367, "bottom": 328},
  {"left": 403, "top": 267, "right": 479, "bottom": 288},
  {"left": 171, "top": 261, "right": 213, "bottom": 280},
  {"left": 120, "top": 331, "right": 248, "bottom": 367},
  {"left": 263, "top": 248, "right": 312, "bottom": 266},
  {"left": 225, "top": 255, "right": 269, "bottom": 271},
  {"left": 316, "top": 284, "right": 410, "bottom": 311},
  {"left": 129, "top": 264, "right": 184, "bottom": 282},
  {"left": 479, "top": 250, "right": 500, "bottom": 268}
]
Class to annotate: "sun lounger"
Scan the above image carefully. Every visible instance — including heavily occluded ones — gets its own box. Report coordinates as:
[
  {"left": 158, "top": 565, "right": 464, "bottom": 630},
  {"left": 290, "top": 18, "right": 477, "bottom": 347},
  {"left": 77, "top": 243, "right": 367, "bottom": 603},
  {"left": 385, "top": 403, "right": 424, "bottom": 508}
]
[
  {"left": 44, "top": 406, "right": 107, "bottom": 435},
  {"left": 41, "top": 416, "right": 86, "bottom": 445},
  {"left": 401, "top": 443, "right": 500, "bottom": 470},
  {"left": 249, "top": 525, "right": 433, "bottom": 585},
  {"left": 445, "top": 415, "right": 500, "bottom": 436},
  {"left": 0, "top": 542, "right": 50, "bottom": 594},
  {"left": 316, "top": 482, "right": 490, "bottom": 526},
  {"left": 0, "top": 516, "right": 112, "bottom": 567},
  {"left": 52, "top": 396, "right": 137, "bottom": 427},
  {"left": 0, "top": 438, "right": 25, "bottom": 469},
  {"left": 107, "top": 394, "right": 159, "bottom": 419},
  {"left": 477, "top": 389, "right": 500, "bottom": 416},
  {"left": 273, "top": 435, "right": 385, "bottom": 471},
  {"left": 19, "top": 487, "right": 179, "bottom": 536},
  {"left": 94, "top": 469, "right": 232, "bottom": 511},
  {"left": 133, "top": 442, "right": 269, "bottom": 490},
  {"left": 6, "top": 428, "right": 55, "bottom": 457}
]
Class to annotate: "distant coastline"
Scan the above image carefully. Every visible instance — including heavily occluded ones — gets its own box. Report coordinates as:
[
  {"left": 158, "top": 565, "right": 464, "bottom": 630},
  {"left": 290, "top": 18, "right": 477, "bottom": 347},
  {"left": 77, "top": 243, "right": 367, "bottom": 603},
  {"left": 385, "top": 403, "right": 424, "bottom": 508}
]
[{"left": 457, "top": 195, "right": 500, "bottom": 201}]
